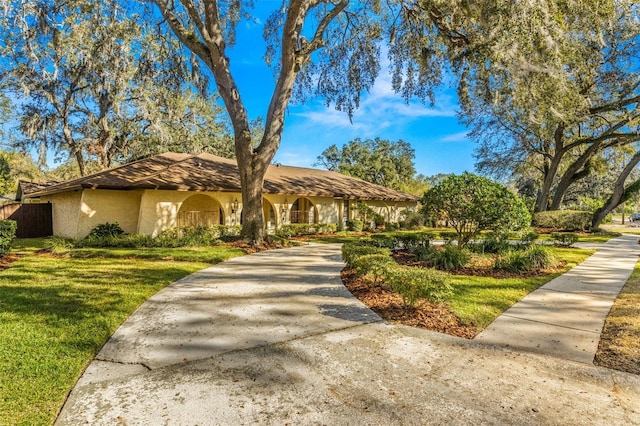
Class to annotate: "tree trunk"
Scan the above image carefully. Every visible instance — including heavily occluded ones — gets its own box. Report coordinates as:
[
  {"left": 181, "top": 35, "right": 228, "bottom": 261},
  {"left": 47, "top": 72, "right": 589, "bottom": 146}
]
[
  {"left": 535, "top": 153, "right": 562, "bottom": 212},
  {"left": 550, "top": 141, "right": 601, "bottom": 210},
  {"left": 591, "top": 151, "right": 640, "bottom": 229},
  {"left": 534, "top": 124, "right": 565, "bottom": 212},
  {"left": 153, "top": 0, "right": 347, "bottom": 244}
]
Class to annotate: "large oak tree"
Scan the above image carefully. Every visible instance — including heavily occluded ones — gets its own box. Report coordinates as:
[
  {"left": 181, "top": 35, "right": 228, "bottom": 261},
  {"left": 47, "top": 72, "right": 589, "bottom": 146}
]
[
  {"left": 149, "top": 0, "right": 421, "bottom": 243},
  {"left": 1, "top": 0, "right": 232, "bottom": 175}
]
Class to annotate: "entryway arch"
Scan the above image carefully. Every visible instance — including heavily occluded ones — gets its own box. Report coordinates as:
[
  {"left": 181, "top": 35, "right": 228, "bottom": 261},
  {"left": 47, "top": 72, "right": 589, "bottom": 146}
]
[{"left": 177, "top": 194, "right": 224, "bottom": 227}]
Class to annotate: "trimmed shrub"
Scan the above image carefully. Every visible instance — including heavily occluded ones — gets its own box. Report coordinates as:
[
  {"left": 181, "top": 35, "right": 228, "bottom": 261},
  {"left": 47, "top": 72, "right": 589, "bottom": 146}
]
[
  {"left": 352, "top": 254, "right": 396, "bottom": 286},
  {"left": 591, "top": 228, "right": 621, "bottom": 237},
  {"left": 276, "top": 223, "right": 337, "bottom": 237},
  {"left": 551, "top": 232, "right": 579, "bottom": 247},
  {"left": 383, "top": 264, "right": 453, "bottom": 306},
  {"left": 370, "top": 233, "right": 396, "bottom": 249},
  {"left": 346, "top": 219, "right": 364, "bottom": 232},
  {"left": 0, "top": 220, "right": 17, "bottom": 255},
  {"left": 429, "top": 245, "right": 470, "bottom": 271},
  {"left": 469, "top": 232, "right": 510, "bottom": 254},
  {"left": 385, "top": 222, "right": 400, "bottom": 231},
  {"left": 78, "top": 225, "right": 242, "bottom": 248},
  {"left": 532, "top": 210, "right": 591, "bottom": 231},
  {"left": 422, "top": 172, "right": 531, "bottom": 247},
  {"left": 87, "top": 222, "right": 125, "bottom": 238},
  {"left": 394, "top": 232, "right": 431, "bottom": 252},
  {"left": 495, "top": 246, "right": 558, "bottom": 273},
  {"left": 341, "top": 242, "right": 390, "bottom": 268}
]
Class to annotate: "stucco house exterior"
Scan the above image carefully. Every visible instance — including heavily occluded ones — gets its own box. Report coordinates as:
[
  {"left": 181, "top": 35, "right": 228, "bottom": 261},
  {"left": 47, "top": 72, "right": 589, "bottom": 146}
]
[{"left": 19, "top": 152, "right": 419, "bottom": 239}]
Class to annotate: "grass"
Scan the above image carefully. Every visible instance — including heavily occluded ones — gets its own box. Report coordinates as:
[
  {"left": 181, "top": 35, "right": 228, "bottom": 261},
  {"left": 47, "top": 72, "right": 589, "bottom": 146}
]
[
  {"left": 595, "top": 258, "right": 640, "bottom": 374},
  {"left": 445, "top": 247, "right": 593, "bottom": 328},
  {"left": 0, "top": 238, "right": 245, "bottom": 426}
]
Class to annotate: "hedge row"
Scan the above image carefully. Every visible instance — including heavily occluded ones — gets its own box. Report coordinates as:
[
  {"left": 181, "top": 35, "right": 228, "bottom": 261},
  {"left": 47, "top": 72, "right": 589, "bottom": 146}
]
[
  {"left": 342, "top": 242, "right": 452, "bottom": 306},
  {"left": 276, "top": 223, "right": 337, "bottom": 237},
  {"left": 77, "top": 224, "right": 242, "bottom": 248},
  {"left": 0, "top": 220, "right": 17, "bottom": 256},
  {"left": 532, "top": 210, "right": 591, "bottom": 231}
]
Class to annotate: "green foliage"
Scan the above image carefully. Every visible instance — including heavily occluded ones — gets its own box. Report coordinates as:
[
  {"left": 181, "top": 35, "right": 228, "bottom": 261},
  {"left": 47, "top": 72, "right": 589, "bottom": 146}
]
[
  {"left": 383, "top": 265, "right": 453, "bottom": 307},
  {"left": 0, "top": 220, "right": 17, "bottom": 255},
  {"left": 276, "top": 223, "right": 337, "bottom": 237},
  {"left": 551, "top": 232, "right": 579, "bottom": 247},
  {"left": 0, "top": 154, "right": 13, "bottom": 195},
  {"left": 4, "top": 1, "right": 233, "bottom": 175},
  {"left": 352, "top": 254, "right": 395, "bottom": 286},
  {"left": 369, "top": 233, "right": 396, "bottom": 249},
  {"left": 43, "top": 237, "right": 75, "bottom": 254},
  {"left": 315, "top": 138, "right": 417, "bottom": 191},
  {"left": 78, "top": 225, "right": 242, "bottom": 248},
  {"left": 532, "top": 210, "right": 592, "bottom": 231},
  {"left": 352, "top": 202, "right": 384, "bottom": 231},
  {"left": 428, "top": 245, "right": 470, "bottom": 271},
  {"left": 469, "top": 232, "right": 510, "bottom": 254},
  {"left": 342, "top": 240, "right": 452, "bottom": 306},
  {"left": 495, "top": 246, "right": 558, "bottom": 273},
  {"left": 591, "top": 228, "right": 621, "bottom": 238},
  {"left": 346, "top": 219, "right": 364, "bottom": 232},
  {"left": 87, "top": 222, "right": 126, "bottom": 238},
  {"left": 394, "top": 232, "right": 433, "bottom": 252},
  {"left": 422, "top": 173, "right": 530, "bottom": 248},
  {"left": 341, "top": 243, "right": 391, "bottom": 268}
]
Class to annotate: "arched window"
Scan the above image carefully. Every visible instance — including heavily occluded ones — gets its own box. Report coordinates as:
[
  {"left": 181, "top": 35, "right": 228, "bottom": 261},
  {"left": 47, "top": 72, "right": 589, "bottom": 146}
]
[{"left": 290, "top": 198, "right": 318, "bottom": 224}]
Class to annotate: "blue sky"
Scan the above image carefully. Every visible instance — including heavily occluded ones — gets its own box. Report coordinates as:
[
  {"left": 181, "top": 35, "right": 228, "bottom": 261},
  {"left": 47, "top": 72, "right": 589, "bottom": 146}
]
[{"left": 226, "top": 9, "right": 476, "bottom": 177}]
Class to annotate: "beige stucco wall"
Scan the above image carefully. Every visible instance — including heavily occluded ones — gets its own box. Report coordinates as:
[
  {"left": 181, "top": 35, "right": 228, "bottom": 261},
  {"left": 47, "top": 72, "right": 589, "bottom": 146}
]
[
  {"left": 40, "top": 191, "right": 82, "bottom": 238},
  {"left": 40, "top": 188, "right": 418, "bottom": 239},
  {"left": 76, "top": 189, "right": 143, "bottom": 238}
]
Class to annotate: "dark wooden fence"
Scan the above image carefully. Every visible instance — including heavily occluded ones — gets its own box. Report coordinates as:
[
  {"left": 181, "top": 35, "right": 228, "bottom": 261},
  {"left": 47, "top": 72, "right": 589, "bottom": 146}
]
[{"left": 0, "top": 203, "right": 53, "bottom": 238}]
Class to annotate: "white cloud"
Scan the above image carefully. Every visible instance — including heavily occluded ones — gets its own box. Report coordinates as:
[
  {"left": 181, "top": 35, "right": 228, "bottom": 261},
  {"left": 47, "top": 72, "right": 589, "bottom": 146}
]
[
  {"left": 439, "top": 131, "right": 470, "bottom": 143},
  {"left": 289, "top": 69, "right": 457, "bottom": 134}
]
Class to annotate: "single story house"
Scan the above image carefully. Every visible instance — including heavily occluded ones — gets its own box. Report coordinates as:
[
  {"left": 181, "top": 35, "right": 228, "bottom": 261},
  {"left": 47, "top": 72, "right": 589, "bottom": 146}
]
[{"left": 19, "top": 152, "right": 419, "bottom": 239}]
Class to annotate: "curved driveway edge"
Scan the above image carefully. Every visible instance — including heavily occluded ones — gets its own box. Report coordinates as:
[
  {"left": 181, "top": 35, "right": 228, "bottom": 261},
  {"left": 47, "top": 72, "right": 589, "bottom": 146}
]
[
  {"left": 83, "top": 243, "right": 380, "bottom": 370},
  {"left": 56, "top": 242, "right": 640, "bottom": 425}
]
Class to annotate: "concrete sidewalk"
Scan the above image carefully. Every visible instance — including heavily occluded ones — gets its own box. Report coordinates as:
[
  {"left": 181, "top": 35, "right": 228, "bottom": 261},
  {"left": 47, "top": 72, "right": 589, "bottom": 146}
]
[
  {"left": 475, "top": 234, "right": 640, "bottom": 363},
  {"left": 56, "top": 242, "right": 640, "bottom": 425}
]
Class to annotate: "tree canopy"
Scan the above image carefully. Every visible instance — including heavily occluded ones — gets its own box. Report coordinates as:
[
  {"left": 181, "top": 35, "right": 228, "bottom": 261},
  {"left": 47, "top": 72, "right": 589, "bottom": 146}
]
[
  {"left": 422, "top": 173, "right": 530, "bottom": 247},
  {"left": 0, "top": 0, "right": 233, "bottom": 176},
  {"left": 463, "top": 1, "right": 640, "bottom": 216},
  {"left": 315, "top": 138, "right": 416, "bottom": 191}
]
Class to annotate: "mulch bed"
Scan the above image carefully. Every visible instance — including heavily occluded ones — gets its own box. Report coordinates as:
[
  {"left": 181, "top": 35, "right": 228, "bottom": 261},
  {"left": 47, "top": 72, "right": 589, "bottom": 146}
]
[
  {"left": 341, "top": 268, "right": 478, "bottom": 339},
  {"left": 0, "top": 254, "right": 20, "bottom": 271}
]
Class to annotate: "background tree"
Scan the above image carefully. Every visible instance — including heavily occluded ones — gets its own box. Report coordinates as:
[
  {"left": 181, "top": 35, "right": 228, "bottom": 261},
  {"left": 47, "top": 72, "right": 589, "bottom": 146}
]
[
  {"left": 422, "top": 173, "right": 530, "bottom": 248},
  {"left": 0, "top": 0, "right": 232, "bottom": 175},
  {"left": 0, "top": 153, "right": 12, "bottom": 195},
  {"left": 315, "top": 138, "right": 417, "bottom": 191},
  {"left": 459, "top": 1, "right": 640, "bottom": 213}
]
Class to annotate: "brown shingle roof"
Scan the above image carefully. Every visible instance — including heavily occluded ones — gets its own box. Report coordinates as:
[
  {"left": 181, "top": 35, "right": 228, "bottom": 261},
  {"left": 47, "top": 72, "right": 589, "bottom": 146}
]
[{"left": 23, "top": 152, "right": 419, "bottom": 202}]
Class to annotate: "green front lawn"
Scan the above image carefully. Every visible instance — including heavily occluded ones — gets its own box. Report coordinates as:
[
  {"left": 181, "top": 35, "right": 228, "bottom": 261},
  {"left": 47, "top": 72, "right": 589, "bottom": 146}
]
[
  {"left": 448, "top": 247, "right": 593, "bottom": 328},
  {"left": 0, "top": 239, "right": 244, "bottom": 426}
]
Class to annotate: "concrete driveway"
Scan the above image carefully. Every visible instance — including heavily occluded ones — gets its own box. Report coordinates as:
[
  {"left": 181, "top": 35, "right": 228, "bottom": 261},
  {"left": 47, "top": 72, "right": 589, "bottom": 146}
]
[{"left": 56, "top": 243, "right": 640, "bottom": 425}]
